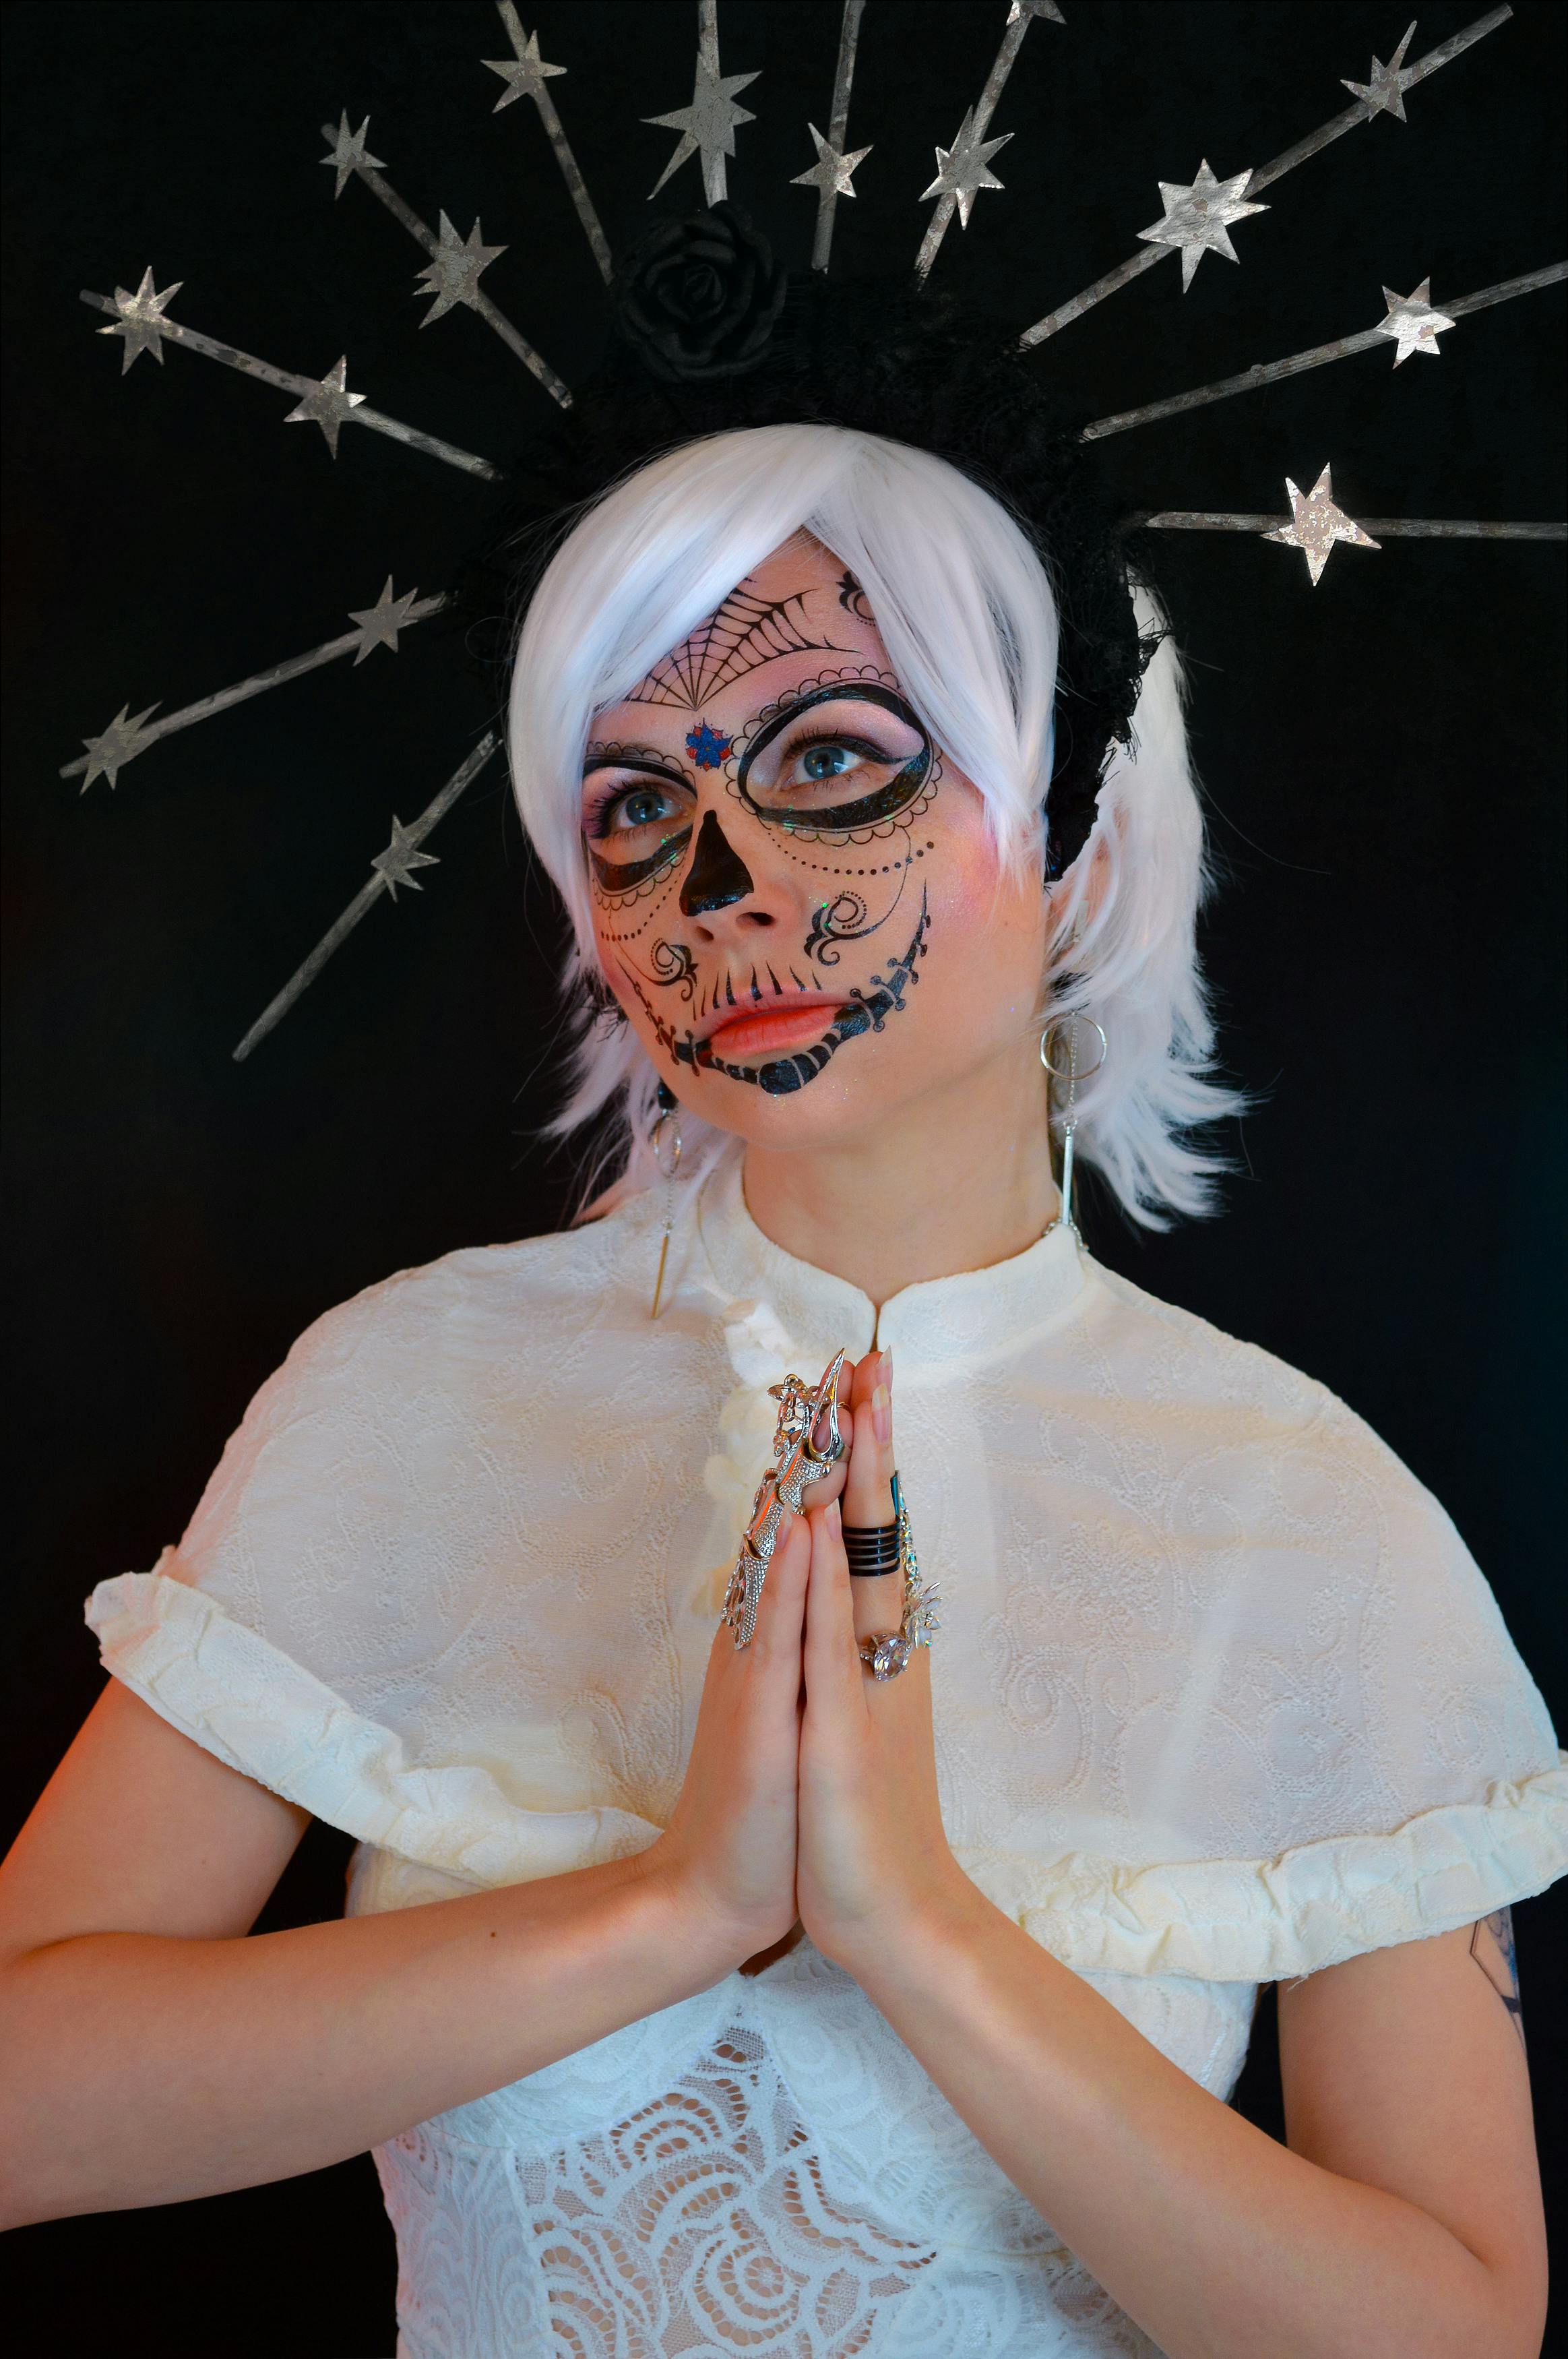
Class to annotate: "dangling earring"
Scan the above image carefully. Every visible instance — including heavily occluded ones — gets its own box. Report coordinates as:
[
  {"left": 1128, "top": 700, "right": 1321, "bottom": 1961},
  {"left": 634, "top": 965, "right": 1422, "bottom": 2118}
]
[
  {"left": 649, "top": 1080, "right": 683, "bottom": 1320},
  {"left": 1040, "top": 1013, "right": 1107, "bottom": 1239}
]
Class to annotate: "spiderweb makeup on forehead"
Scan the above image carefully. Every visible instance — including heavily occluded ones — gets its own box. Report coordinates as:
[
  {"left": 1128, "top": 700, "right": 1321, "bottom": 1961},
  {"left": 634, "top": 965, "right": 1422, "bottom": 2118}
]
[{"left": 625, "top": 584, "right": 852, "bottom": 709}]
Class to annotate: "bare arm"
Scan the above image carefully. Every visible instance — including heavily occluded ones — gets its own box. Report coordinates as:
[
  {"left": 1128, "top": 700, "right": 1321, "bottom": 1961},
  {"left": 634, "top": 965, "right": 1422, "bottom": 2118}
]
[
  {"left": 852, "top": 1899, "right": 1546, "bottom": 2359},
  {"left": 0, "top": 1506, "right": 821, "bottom": 2228},
  {"left": 0, "top": 1684, "right": 693, "bottom": 2226}
]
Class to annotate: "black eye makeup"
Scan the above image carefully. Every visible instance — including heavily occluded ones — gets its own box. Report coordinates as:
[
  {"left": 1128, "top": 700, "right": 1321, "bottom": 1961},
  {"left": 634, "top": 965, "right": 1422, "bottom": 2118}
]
[
  {"left": 582, "top": 753, "right": 695, "bottom": 892},
  {"left": 736, "top": 683, "right": 932, "bottom": 834}
]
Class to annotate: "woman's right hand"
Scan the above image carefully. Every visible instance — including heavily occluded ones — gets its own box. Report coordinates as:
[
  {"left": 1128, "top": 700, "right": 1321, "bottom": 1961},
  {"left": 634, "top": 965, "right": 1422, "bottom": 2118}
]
[{"left": 641, "top": 1487, "right": 826, "bottom": 1973}]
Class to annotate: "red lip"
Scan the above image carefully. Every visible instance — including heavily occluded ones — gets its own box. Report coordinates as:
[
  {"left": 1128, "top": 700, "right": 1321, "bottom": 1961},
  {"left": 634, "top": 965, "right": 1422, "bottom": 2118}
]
[{"left": 700, "top": 996, "right": 846, "bottom": 1063}]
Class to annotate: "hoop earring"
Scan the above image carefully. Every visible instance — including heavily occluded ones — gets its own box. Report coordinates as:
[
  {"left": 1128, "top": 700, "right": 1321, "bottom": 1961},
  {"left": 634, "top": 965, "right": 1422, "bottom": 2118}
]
[
  {"left": 649, "top": 1080, "right": 683, "bottom": 1320},
  {"left": 1040, "top": 1014, "right": 1106, "bottom": 1239}
]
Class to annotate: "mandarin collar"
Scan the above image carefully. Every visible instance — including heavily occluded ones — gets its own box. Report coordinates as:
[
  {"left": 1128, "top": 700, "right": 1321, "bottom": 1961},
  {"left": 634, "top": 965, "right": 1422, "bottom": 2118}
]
[{"left": 693, "top": 1152, "right": 1090, "bottom": 1381}]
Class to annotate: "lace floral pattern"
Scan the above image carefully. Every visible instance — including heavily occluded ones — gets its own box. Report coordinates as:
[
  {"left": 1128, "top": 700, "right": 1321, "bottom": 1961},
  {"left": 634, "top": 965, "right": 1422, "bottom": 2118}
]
[{"left": 373, "top": 1940, "right": 1194, "bottom": 2358}]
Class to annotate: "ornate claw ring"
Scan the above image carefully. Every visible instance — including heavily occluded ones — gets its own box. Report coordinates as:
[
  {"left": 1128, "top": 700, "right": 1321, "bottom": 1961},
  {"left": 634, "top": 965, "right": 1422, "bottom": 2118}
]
[{"left": 722, "top": 1351, "right": 848, "bottom": 1647}]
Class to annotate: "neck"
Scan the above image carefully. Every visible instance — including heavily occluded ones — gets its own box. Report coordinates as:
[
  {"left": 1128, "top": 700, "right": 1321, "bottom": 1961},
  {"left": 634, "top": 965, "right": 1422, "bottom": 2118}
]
[{"left": 741, "top": 1035, "right": 1061, "bottom": 1307}]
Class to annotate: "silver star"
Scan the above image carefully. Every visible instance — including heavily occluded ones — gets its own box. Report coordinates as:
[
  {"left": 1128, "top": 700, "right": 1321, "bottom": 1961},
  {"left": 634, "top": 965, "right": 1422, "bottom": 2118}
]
[
  {"left": 1008, "top": 1, "right": 1066, "bottom": 20},
  {"left": 483, "top": 26, "right": 565, "bottom": 112},
  {"left": 921, "top": 108, "right": 1013, "bottom": 228},
  {"left": 413, "top": 213, "right": 506, "bottom": 324},
  {"left": 791, "top": 121, "right": 872, "bottom": 200},
  {"left": 346, "top": 578, "right": 423, "bottom": 665},
  {"left": 644, "top": 58, "right": 759, "bottom": 199},
  {"left": 1342, "top": 21, "right": 1418, "bottom": 121},
  {"left": 371, "top": 816, "right": 439, "bottom": 897},
  {"left": 96, "top": 268, "right": 183, "bottom": 373},
  {"left": 321, "top": 111, "right": 385, "bottom": 198},
  {"left": 78, "top": 702, "right": 160, "bottom": 791},
  {"left": 284, "top": 357, "right": 366, "bottom": 458},
  {"left": 1138, "top": 159, "right": 1267, "bottom": 289},
  {"left": 1376, "top": 276, "right": 1454, "bottom": 365},
  {"left": 1265, "top": 464, "right": 1381, "bottom": 586}
]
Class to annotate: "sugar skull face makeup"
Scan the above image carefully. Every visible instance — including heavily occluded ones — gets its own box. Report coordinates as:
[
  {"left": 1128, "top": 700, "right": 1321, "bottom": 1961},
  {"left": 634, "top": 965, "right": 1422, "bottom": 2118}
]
[{"left": 582, "top": 532, "right": 1053, "bottom": 1144}]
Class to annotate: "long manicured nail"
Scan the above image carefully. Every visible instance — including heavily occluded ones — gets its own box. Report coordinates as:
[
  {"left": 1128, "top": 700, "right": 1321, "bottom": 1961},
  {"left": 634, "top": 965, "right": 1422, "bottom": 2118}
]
[
  {"left": 871, "top": 1382, "right": 891, "bottom": 1446},
  {"left": 828, "top": 1498, "right": 841, "bottom": 1531}
]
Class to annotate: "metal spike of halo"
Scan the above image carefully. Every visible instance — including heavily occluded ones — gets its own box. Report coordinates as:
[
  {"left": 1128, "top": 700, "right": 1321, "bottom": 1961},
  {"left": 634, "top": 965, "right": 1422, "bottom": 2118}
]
[
  {"left": 914, "top": 0, "right": 1063, "bottom": 279},
  {"left": 59, "top": 581, "right": 447, "bottom": 790},
  {"left": 1377, "top": 278, "right": 1456, "bottom": 364},
  {"left": 1342, "top": 19, "right": 1419, "bottom": 120},
  {"left": 1137, "top": 160, "right": 1267, "bottom": 291},
  {"left": 794, "top": 0, "right": 871, "bottom": 272},
  {"left": 1140, "top": 493, "right": 1563, "bottom": 571},
  {"left": 81, "top": 280, "right": 498, "bottom": 475},
  {"left": 1019, "top": 7, "right": 1515, "bottom": 346},
  {"left": 920, "top": 109, "right": 1011, "bottom": 233},
  {"left": 232, "top": 735, "right": 501, "bottom": 1063},
  {"left": 1079, "top": 263, "right": 1565, "bottom": 441},
  {"left": 1264, "top": 465, "right": 1381, "bottom": 584},
  {"left": 482, "top": 3, "right": 613, "bottom": 282},
  {"left": 792, "top": 122, "right": 871, "bottom": 205},
  {"left": 644, "top": 0, "right": 758, "bottom": 204},
  {"left": 96, "top": 266, "right": 183, "bottom": 370},
  {"left": 321, "top": 113, "right": 570, "bottom": 402}
]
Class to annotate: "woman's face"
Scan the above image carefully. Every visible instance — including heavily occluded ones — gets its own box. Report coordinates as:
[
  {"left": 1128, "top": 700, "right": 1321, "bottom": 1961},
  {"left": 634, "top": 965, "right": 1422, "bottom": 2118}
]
[{"left": 582, "top": 532, "right": 1051, "bottom": 1149}]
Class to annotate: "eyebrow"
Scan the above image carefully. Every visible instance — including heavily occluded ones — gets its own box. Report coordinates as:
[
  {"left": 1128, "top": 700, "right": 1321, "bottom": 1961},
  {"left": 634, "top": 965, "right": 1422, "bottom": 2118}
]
[{"left": 580, "top": 748, "right": 693, "bottom": 781}]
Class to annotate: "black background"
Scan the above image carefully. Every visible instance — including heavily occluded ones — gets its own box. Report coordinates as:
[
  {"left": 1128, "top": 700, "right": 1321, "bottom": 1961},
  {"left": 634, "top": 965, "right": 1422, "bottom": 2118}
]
[{"left": 3, "top": 3, "right": 1563, "bottom": 2350}]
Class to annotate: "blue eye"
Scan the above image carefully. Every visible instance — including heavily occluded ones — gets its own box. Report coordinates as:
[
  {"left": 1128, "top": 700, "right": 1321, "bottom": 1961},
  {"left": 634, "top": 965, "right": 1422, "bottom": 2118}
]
[
  {"left": 798, "top": 742, "right": 861, "bottom": 783},
  {"left": 617, "top": 786, "right": 673, "bottom": 828},
  {"left": 590, "top": 780, "right": 685, "bottom": 839}
]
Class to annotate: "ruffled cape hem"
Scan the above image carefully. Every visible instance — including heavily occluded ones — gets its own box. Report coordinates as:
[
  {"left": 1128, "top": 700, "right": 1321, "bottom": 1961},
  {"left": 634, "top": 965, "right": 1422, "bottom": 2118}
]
[{"left": 88, "top": 1565, "right": 1567, "bottom": 1982}]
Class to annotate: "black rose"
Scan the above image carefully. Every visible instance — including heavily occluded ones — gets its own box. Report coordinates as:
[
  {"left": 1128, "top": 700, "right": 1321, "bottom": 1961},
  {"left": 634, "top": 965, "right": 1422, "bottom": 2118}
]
[{"left": 615, "top": 204, "right": 788, "bottom": 383}]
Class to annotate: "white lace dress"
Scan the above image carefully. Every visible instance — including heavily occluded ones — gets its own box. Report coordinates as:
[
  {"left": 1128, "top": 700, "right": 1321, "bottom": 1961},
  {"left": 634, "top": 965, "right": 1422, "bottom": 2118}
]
[{"left": 86, "top": 1157, "right": 1567, "bottom": 2358}]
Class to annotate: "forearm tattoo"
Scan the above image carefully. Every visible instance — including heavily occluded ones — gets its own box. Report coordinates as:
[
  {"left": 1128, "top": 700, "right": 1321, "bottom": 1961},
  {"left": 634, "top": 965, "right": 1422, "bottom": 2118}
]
[{"left": 1469, "top": 1906, "right": 1526, "bottom": 2052}]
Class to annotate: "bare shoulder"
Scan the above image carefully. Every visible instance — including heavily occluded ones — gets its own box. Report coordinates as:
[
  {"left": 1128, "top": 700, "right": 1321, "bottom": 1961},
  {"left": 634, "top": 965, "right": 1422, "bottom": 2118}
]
[
  {"left": 0, "top": 1680, "right": 307, "bottom": 1965},
  {"left": 1278, "top": 1917, "right": 1546, "bottom": 2335}
]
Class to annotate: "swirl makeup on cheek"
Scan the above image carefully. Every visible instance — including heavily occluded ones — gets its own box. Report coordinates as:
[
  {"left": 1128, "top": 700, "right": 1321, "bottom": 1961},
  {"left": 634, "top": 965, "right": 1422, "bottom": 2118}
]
[
  {"left": 617, "top": 892, "right": 933, "bottom": 1097},
  {"left": 736, "top": 683, "right": 931, "bottom": 835}
]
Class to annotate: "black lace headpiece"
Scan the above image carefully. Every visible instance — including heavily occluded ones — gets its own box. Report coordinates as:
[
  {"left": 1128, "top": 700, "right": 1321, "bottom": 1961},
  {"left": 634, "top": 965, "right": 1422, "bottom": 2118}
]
[{"left": 456, "top": 204, "right": 1156, "bottom": 881}]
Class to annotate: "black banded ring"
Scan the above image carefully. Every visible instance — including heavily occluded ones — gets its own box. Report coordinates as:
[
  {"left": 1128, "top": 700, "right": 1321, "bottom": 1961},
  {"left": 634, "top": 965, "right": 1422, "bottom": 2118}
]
[{"left": 843, "top": 1519, "right": 902, "bottom": 1574}]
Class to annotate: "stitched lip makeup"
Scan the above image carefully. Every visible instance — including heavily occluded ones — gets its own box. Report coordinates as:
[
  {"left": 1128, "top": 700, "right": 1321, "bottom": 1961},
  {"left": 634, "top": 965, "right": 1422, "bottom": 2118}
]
[{"left": 701, "top": 996, "right": 846, "bottom": 1062}]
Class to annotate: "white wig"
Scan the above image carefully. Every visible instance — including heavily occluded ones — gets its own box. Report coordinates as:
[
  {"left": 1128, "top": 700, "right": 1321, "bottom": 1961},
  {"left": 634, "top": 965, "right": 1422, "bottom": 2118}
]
[{"left": 507, "top": 422, "right": 1238, "bottom": 1228}]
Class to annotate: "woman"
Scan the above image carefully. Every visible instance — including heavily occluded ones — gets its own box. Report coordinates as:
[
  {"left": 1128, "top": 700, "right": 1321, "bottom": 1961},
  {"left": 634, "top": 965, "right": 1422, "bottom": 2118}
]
[{"left": 2, "top": 425, "right": 1562, "bottom": 2356}]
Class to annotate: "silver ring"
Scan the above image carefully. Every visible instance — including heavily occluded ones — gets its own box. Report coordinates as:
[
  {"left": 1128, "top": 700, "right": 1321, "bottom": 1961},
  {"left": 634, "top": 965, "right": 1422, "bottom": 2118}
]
[
  {"left": 650, "top": 1109, "right": 683, "bottom": 1181},
  {"left": 858, "top": 1632, "right": 913, "bottom": 1681},
  {"left": 1039, "top": 1014, "right": 1107, "bottom": 1083}
]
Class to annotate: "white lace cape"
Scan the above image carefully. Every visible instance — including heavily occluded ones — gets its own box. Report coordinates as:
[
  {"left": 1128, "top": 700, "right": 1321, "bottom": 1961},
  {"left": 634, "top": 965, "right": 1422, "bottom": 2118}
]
[{"left": 86, "top": 1165, "right": 1566, "bottom": 1984}]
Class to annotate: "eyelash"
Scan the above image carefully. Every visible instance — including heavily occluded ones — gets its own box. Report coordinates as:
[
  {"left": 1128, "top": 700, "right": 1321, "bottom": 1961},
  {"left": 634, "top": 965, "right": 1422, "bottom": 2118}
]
[
  {"left": 771, "top": 727, "right": 892, "bottom": 772},
  {"left": 582, "top": 777, "right": 686, "bottom": 840}
]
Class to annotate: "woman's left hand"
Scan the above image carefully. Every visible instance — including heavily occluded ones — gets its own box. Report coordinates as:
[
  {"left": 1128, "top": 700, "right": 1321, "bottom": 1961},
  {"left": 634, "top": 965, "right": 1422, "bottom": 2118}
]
[{"left": 795, "top": 1353, "right": 970, "bottom": 1974}]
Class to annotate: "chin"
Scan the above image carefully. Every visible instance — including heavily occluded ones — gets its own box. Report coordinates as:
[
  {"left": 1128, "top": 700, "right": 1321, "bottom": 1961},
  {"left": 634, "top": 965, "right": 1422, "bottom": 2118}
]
[{"left": 675, "top": 1039, "right": 956, "bottom": 1151}]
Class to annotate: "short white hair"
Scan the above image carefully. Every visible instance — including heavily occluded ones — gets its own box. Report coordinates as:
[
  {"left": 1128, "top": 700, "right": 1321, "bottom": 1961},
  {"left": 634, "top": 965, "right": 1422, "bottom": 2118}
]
[{"left": 507, "top": 422, "right": 1238, "bottom": 1228}]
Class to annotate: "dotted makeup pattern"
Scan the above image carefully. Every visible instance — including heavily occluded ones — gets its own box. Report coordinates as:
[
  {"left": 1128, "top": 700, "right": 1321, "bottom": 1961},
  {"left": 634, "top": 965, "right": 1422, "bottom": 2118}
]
[
  {"left": 582, "top": 739, "right": 695, "bottom": 922},
  {"left": 724, "top": 667, "right": 941, "bottom": 851}
]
